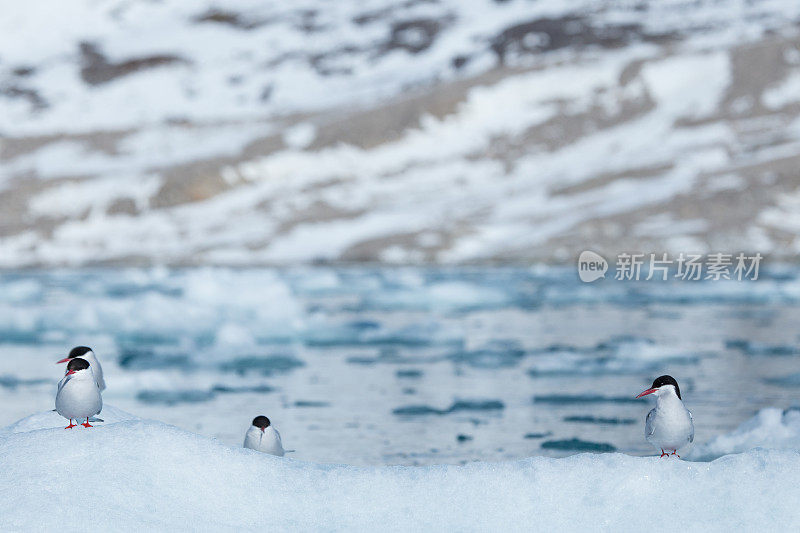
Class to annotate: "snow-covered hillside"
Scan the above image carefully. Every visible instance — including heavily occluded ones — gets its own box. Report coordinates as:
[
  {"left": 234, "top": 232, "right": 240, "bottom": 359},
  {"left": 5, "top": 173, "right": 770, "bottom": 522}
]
[
  {"left": 1, "top": 0, "right": 800, "bottom": 266},
  {"left": 2, "top": 406, "right": 800, "bottom": 531}
]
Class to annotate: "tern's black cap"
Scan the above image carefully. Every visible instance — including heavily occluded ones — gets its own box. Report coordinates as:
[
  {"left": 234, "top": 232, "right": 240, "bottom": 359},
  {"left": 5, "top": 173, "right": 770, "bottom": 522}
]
[
  {"left": 68, "top": 346, "right": 93, "bottom": 359},
  {"left": 67, "top": 358, "right": 90, "bottom": 372},
  {"left": 651, "top": 375, "right": 681, "bottom": 399},
  {"left": 252, "top": 416, "right": 271, "bottom": 429}
]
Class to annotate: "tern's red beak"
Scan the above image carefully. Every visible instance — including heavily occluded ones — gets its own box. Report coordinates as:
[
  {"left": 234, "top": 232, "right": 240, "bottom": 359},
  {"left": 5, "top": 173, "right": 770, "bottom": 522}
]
[
  {"left": 636, "top": 388, "right": 657, "bottom": 398},
  {"left": 56, "top": 357, "right": 70, "bottom": 364},
  {"left": 65, "top": 370, "right": 76, "bottom": 376}
]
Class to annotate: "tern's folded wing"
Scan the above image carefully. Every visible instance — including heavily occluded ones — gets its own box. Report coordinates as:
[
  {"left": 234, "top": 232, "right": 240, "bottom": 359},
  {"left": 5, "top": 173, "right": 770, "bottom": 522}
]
[
  {"left": 645, "top": 408, "right": 656, "bottom": 437},
  {"left": 56, "top": 375, "right": 72, "bottom": 395}
]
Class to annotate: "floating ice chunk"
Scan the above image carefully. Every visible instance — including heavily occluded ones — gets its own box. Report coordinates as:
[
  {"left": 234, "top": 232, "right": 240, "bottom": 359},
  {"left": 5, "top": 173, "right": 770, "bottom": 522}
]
[{"left": 215, "top": 322, "right": 256, "bottom": 349}]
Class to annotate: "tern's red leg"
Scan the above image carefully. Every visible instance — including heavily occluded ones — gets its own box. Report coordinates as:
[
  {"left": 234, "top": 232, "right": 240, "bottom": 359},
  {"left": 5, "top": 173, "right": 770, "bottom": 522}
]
[
  {"left": 65, "top": 419, "right": 76, "bottom": 429},
  {"left": 659, "top": 449, "right": 668, "bottom": 458},
  {"left": 82, "top": 418, "right": 93, "bottom": 428},
  {"left": 670, "top": 450, "right": 680, "bottom": 458}
]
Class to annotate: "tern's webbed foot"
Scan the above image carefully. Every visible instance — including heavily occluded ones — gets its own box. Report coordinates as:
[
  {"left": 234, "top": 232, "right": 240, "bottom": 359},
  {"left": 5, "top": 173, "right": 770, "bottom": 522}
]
[
  {"left": 670, "top": 451, "right": 680, "bottom": 458},
  {"left": 65, "top": 421, "right": 76, "bottom": 429},
  {"left": 659, "top": 450, "right": 669, "bottom": 458}
]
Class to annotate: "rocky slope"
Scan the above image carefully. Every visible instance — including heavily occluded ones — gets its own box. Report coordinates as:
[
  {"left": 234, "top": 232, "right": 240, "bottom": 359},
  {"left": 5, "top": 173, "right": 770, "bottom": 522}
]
[{"left": 1, "top": 0, "right": 799, "bottom": 266}]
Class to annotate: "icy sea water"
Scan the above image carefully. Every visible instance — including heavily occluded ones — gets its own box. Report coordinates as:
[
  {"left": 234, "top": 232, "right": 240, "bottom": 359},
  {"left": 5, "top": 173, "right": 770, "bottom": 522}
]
[{"left": 1, "top": 266, "right": 800, "bottom": 465}]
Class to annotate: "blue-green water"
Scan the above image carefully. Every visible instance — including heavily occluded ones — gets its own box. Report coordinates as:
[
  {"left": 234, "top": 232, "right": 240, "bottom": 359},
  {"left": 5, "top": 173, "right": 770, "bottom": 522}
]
[{"left": 1, "top": 266, "right": 799, "bottom": 465}]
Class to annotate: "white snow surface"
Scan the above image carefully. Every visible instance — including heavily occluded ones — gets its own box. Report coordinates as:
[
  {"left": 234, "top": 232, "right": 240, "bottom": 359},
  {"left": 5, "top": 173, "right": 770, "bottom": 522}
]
[
  {"left": 689, "top": 407, "right": 800, "bottom": 461},
  {"left": 2, "top": 406, "right": 800, "bottom": 531}
]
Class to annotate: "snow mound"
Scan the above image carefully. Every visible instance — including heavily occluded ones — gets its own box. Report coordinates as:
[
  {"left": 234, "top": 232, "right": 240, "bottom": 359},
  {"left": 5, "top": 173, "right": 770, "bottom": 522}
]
[
  {"left": 0, "top": 405, "right": 138, "bottom": 436},
  {"left": 2, "top": 409, "right": 800, "bottom": 531},
  {"left": 689, "top": 407, "right": 800, "bottom": 461}
]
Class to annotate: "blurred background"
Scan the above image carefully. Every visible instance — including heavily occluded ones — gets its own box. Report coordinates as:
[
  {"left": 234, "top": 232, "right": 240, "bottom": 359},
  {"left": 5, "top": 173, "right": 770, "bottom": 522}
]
[{"left": 1, "top": 0, "right": 799, "bottom": 465}]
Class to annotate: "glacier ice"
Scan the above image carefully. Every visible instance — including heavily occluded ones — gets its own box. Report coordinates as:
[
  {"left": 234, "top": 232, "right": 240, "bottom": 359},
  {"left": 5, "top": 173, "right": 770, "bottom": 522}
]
[{"left": 2, "top": 406, "right": 800, "bottom": 531}]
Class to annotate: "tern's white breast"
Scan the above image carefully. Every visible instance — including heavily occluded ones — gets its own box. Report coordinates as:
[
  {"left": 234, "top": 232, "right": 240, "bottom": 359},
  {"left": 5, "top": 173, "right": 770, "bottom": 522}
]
[
  {"left": 645, "top": 394, "right": 694, "bottom": 450},
  {"left": 56, "top": 372, "right": 102, "bottom": 420}
]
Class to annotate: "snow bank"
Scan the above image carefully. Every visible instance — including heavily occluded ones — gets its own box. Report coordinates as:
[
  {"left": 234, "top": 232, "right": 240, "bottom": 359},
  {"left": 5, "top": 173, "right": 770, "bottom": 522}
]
[
  {"left": 2, "top": 408, "right": 800, "bottom": 531},
  {"left": 689, "top": 407, "right": 800, "bottom": 461},
  {"left": 0, "top": 405, "right": 139, "bottom": 436}
]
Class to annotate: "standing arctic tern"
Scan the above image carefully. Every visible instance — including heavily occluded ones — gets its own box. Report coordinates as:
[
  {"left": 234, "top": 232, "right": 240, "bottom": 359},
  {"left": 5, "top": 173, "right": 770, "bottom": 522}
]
[
  {"left": 636, "top": 375, "right": 694, "bottom": 457},
  {"left": 56, "top": 358, "right": 103, "bottom": 429},
  {"left": 243, "top": 416, "right": 284, "bottom": 456},
  {"left": 58, "top": 346, "right": 105, "bottom": 391}
]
